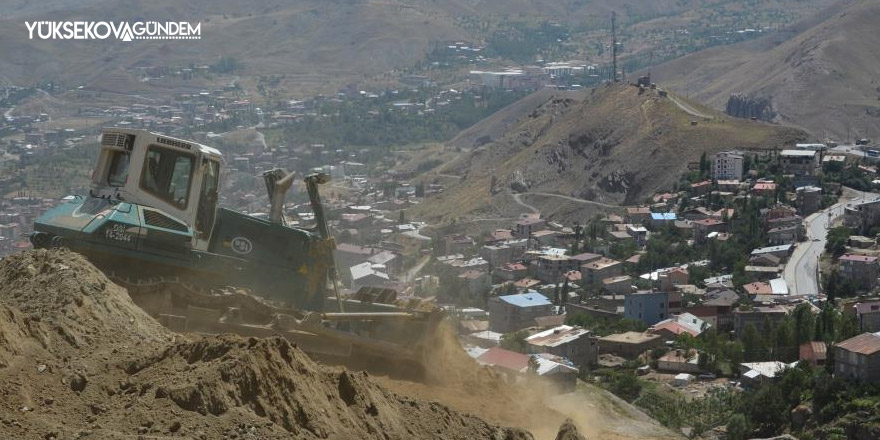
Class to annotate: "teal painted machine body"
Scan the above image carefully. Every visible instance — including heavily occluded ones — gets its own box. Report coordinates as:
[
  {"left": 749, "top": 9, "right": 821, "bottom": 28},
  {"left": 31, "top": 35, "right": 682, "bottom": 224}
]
[{"left": 32, "top": 195, "right": 332, "bottom": 311}]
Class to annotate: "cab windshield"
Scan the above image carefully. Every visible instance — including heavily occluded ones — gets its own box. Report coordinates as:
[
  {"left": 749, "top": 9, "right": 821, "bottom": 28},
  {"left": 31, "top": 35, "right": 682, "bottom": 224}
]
[{"left": 140, "top": 145, "right": 194, "bottom": 209}]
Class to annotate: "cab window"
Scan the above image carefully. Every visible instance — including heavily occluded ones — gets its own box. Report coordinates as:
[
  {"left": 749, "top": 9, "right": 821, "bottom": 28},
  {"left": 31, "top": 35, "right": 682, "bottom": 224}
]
[
  {"left": 107, "top": 151, "right": 130, "bottom": 187},
  {"left": 140, "top": 145, "right": 194, "bottom": 209}
]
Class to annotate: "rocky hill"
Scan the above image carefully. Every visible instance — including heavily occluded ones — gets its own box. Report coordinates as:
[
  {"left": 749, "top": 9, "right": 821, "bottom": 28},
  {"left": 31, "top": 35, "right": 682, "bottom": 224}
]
[
  {"left": 410, "top": 83, "right": 806, "bottom": 222},
  {"left": 649, "top": 0, "right": 880, "bottom": 141}
]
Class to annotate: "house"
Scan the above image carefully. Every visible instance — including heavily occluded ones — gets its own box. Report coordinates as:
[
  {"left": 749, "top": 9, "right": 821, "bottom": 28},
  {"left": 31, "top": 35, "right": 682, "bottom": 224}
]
[
  {"left": 659, "top": 349, "right": 701, "bottom": 373},
  {"left": 849, "top": 236, "right": 876, "bottom": 249},
  {"left": 625, "top": 207, "right": 652, "bottom": 224},
  {"left": 766, "top": 225, "right": 799, "bottom": 246},
  {"left": 796, "top": 186, "right": 822, "bottom": 216},
  {"left": 681, "top": 207, "right": 715, "bottom": 221},
  {"left": 701, "top": 290, "right": 740, "bottom": 329},
  {"left": 495, "top": 262, "right": 529, "bottom": 282},
  {"left": 487, "top": 292, "right": 553, "bottom": 333},
  {"left": 475, "top": 346, "right": 530, "bottom": 374},
  {"left": 581, "top": 258, "right": 623, "bottom": 286},
  {"left": 751, "top": 244, "right": 793, "bottom": 262},
  {"left": 598, "top": 332, "right": 663, "bottom": 358},
  {"left": 650, "top": 313, "right": 707, "bottom": 339},
  {"left": 458, "top": 270, "right": 490, "bottom": 296},
  {"left": 627, "top": 225, "right": 649, "bottom": 246},
  {"left": 780, "top": 149, "right": 819, "bottom": 176},
  {"left": 571, "top": 252, "right": 602, "bottom": 268},
  {"left": 799, "top": 341, "right": 827, "bottom": 367},
  {"left": 650, "top": 212, "right": 677, "bottom": 228},
  {"left": 712, "top": 151, "right": 744, "bottom": 180},
  {"left": 367, "top": 250, "right": 401, "bottom": 277},
  {"left": 673, "top": 373, "right": 694, "bottom": 387},
  {"left": 603, "top": 275, "right": 634, "bottom": 294},
  {"left": 740, "top": 361, "right": 789, "bottom": 388},
  {"left": 750, "top": 253, "right": 781, "bottom": 267},
  {"left": 834, "top": 332, "right": 880, "bottom": 382},
  {"left": 734, "top": 306, "right": 788, "bottom": 337},
  {"left": 525, "top": 325, "right": 599, "bottom": 366},
  {"left": 838, "top": 254, "right": 879, "bottom": 292},
  {"left": 515, "top": 218, "right": 545, "bottom": 238},
  {"left": 531, "top": 229, "right": 558, "bottom": 246},
  {"left": 486, "top": 229, "right": 514, "bottom": 244},
  {"left": 690, "top": 180, "right": 712, "bottom": 196},
  {"left": 854, "top": 301, "right": 880, "bottom": 333},
  {"left": 752, "top": 182, "right": 777, "bottom": 196},
  {"left": 717, "top": 180, "right": 743, "bottom": 193},
  {"left": 659, "top": 267, "right": 688, "bottom": 291},
  {"left": 624, "top": 291, "right": 670, "bottom": 325},
  {"left": 844, "top": 200, "right": 880, "bottom": 235},
  {"left": 744, "top": 265, "right": 780, "bottom": 281},
  {"left": 348, "top": 262, "right": 390, "bottom": 290},
  {"left": 693, "top": 219, "right": 725, "bottom": 245},
  {"left": 533, "top": 354, "right": 580, "bottom": 393},
  {"left": 535, "top": 254, "right": 576, "bottom": 283},
  {"left": 480, "top": 244, "right": 514, "bottom": 267}
]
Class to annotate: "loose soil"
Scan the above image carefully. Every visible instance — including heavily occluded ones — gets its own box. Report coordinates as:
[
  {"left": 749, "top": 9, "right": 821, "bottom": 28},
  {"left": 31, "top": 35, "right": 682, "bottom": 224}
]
[{"left": 0, "top": 249, "right": 537, "bottom": 439}]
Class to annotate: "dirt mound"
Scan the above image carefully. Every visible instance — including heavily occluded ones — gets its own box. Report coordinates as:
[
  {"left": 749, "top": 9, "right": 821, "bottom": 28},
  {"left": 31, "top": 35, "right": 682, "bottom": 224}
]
[
  {"left": 554, "top": 419, "right": 586, "bottom": 440},
  {"left": 0, "top": 250, "right": 533, "bottom": 439}
]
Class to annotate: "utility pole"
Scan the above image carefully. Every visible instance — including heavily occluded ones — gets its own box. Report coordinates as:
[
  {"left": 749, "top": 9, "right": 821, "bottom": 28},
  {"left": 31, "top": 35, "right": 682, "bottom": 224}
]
[{"left": 611, "top": 11, "right": 618, "bottom": 82}]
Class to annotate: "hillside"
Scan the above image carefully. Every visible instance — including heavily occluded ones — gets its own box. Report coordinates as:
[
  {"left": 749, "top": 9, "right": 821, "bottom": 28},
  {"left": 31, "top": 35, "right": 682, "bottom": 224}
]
[
  {"left": 410, "top": 84, "right": 806, "bottom": 222},
  {"left": 649, "top": 0, "right": 880, "bottom": 141},
  {"left": 0, "top": 0, "right": 837, "bottom": 96}
]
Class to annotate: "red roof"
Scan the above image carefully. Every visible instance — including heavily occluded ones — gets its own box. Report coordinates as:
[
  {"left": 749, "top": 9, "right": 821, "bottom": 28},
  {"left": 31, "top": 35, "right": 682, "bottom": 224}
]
[
  {"left": 476, "top": 347, "right": 530, "bottom": 373},
  {"left": 693, "top": 219, "right": 724, "bottom": 226},
  {"left": 652, "top": 321, "right": 699, "bottom": 337}
]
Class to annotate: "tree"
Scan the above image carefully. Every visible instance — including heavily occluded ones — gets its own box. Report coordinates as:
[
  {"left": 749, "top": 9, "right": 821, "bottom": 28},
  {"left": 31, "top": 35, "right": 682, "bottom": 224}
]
[
  {"left": 527, "top": 355, "right": 539, "bottom": 375},
  {"left": 500, "top": 330, "right": 529, "bottom": 352},
  {"left": 726, "top": 413, "right": 750, "bottom": 440},
  {"left": 792, "top": 303, "right": 817, "bottom": 345},
  {"left": 398, "top": 210, "right": 406, "bottom": 224},
  {"left": 742, "top": 323, "right": 765, "bottom": 362}
]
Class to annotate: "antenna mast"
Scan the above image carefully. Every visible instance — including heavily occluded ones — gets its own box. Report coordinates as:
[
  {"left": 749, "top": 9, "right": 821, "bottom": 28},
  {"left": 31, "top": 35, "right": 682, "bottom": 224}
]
[{"left": 611, "top": 11, "right": 618, "bottom": 82}]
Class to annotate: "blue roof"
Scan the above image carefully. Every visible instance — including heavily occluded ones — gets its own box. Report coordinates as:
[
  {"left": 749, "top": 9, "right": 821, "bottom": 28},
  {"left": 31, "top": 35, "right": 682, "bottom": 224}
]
[
  {"left": 498, "top": 292, "right": 551, "bottom": 308},
  {"left": 651, "top": 212, "right": 677, "bottom": 220}
]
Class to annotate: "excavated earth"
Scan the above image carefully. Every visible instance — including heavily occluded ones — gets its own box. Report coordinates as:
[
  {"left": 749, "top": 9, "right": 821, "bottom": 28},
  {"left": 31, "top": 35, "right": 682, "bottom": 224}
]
[{"left": 0, "top": 249, "right": 585, "bottom": 439}]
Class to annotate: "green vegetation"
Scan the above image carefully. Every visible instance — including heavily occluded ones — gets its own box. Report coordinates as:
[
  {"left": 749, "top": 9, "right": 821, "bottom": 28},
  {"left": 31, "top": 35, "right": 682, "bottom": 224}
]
[
  {"left": 565, "top": 313, "right": 646, "bottom": 337},
  {"left": 825, "top": 226, "right": 852, "bottom": 258},
  {"left": 636, "top": 387, "right": 739, "bottom": 435},
  {"left": 270, "top": 89, "right": 525, "bottom": 148}
]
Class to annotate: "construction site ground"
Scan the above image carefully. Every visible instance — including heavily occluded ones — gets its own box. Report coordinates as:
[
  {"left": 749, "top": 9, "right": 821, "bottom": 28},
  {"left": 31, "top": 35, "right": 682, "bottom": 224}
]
[{"left": 0, "top": 249, "right": 678, "bottom": 439}]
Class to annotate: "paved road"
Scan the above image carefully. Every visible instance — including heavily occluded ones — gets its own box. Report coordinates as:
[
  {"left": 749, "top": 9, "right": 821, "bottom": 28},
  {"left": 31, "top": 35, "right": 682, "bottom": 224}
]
[{"left": 783, "top": 188, "right": 877, "bottom": 296}]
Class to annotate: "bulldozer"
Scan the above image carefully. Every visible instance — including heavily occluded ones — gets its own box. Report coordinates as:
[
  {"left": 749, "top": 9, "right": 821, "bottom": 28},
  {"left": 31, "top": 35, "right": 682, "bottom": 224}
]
[{"left": 31, "top": 127, "right": 441, "bottom": 372}]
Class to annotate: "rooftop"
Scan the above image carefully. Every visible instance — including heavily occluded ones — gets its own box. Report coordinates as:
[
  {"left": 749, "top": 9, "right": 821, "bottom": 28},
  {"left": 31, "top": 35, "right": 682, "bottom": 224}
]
[
  {"left": 475, "top": 347, "right": 529, "bottom": 373},
  {"left": 839, "top": 254, "right": 878, "bottom": 263},
  {"left": 599, "top": 331, "right": 660, "bottom": 345},
  {"left": 497, "top": 292, "right": 551, "bottom": 308},
  {"left": 836, "top": 332, "right": 880, "bottom": 356},
  {"left": 780, "top": 149, "right": 817, "bottom": 157},
  {"left": 526, "top": 325, "right": 591, "bottom": 348}
]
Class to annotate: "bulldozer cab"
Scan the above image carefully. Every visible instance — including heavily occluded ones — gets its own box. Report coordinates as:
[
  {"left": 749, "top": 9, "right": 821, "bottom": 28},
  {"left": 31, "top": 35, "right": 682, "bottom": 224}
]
[{"left": 92, "top": 128, "right": 223, "bottom": 250}]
